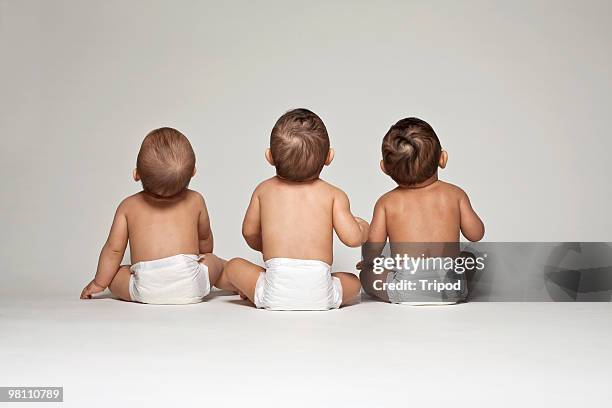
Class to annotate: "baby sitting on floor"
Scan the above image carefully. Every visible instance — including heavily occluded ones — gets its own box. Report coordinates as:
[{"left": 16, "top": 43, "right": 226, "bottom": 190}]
[
  {"left": 223, "top": 108, "right": 368, "bottom": 310},
  {"left": 360, "top": 117, "right": 485, "bottom": 304},
  {"left": 80, "top": 127, "right": 233, "bottom": 304}
]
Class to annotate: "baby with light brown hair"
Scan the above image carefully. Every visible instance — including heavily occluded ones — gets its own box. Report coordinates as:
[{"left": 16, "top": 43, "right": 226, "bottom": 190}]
[
  {"left": 80, "top": 127, "right": 233, "bottom": 304},
  {"left": 224, "top": 108, "right": 368, "bottom": 310}
]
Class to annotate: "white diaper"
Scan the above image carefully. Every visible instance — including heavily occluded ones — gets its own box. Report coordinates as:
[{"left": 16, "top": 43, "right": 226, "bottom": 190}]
[
  {"left": 128, "top": 254, "right": 210, "bottom": 305},
  {"left": 254, "top": 258, "right": 343, "bottom": 311}
]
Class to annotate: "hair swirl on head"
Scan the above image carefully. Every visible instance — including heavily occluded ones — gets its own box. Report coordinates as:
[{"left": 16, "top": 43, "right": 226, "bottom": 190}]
[
  {"left": 270, "top": 108, "right": 330, "bottom": 182},
  {"left": 381, "top": 117, "right": 441, "bottom": 186}
]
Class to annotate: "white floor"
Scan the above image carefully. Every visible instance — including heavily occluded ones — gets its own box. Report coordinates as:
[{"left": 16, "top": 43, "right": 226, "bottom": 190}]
[{"left": 1, "top": 293, "right": 611, "bottom": 407}]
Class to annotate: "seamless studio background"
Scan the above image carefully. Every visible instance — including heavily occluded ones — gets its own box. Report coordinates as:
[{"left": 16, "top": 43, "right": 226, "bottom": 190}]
[{"left": 1, "top": 0, "right": 611, "bottom": 296}]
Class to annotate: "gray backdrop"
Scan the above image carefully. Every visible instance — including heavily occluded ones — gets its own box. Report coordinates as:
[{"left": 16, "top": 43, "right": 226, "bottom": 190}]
[{"left": 1, "top": 0, "right": 611, "bottom": 296}]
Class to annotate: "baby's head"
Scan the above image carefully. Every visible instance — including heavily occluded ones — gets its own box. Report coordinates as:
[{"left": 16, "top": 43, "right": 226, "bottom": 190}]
[
  {"left": 381, "top": 117, "right": 447, "bottom": 187},
  {"left": 135, "top": 127, "right": 196, "bottom": 198},
  {"left": 267, "top": 108, "right": 333, "bottom": 182}
]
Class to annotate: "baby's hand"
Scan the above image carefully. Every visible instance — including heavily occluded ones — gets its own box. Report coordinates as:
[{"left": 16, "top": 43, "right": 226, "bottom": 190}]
[
  {"left": 354, "top": 217, "right": 370, "bottom": 243},
  {"left": 356, "top": 260, "right": 376, "bottom": 271},
  {"left": 80, "top": 279, "right": 106, "bottom": 299}
]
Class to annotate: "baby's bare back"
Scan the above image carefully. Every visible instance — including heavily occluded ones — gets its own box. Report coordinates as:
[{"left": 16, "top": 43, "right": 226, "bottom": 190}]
[
  {"left": 259, "top": 178, "right": 335, "bottom": 264},
  {"left": 123, "top": 191, "right": 201, "bottom": 263},
  {"left": 384, "top": 181, "right": 462, "bottom": 242}
]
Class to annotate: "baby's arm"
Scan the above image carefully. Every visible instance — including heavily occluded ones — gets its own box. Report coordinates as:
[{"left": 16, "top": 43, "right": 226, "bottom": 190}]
[
  {"left": 197, "top": 194, "right": 214, "bottom": 254},
  {"left": 362, "top": 198, "right": 388, "bottom": 261},
  {"left": 242, "top": 189, "right": 262, "bottom": 252},
  {"left": 332, "top": 189, "right": 369, "bottom": 248},
  {"left": 80, "top": 202, "right": 129, "bottom": 299},
  {"left": 459, "top": 190, "right": 485, "bottom": 242}
]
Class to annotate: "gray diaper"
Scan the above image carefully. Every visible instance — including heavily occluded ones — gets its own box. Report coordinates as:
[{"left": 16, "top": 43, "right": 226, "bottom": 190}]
[{"left": 386, "top": 267, "right": 468, "bottom": 304}]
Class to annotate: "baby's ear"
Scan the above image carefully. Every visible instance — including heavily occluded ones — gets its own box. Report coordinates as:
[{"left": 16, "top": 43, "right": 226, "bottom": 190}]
[
  {"left": 439, "top": 150, "right": 448, "bottom": 169},
  {"left": 380, "top": 160, "right": 388, "bottom": 175},
  {"left": 324, "top": 148, "right": 335, "bottom": 166},
  {"left": 265, "top": 149, "right": 275, "bottom": 166},
  {"left": 133, "top": 168, "right": 140, "bottom": 182}
]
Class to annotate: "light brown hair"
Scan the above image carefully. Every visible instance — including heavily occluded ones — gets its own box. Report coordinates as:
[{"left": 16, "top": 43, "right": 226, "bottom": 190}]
[
  {"left": 382, "top": 117, "right": 442, "bottom": 186},
  {"left": 136, "top": 127, "right": 196, "bottom": 197},
  {"left": 270, "top": 108, "right": 330, "bottom": 182}
]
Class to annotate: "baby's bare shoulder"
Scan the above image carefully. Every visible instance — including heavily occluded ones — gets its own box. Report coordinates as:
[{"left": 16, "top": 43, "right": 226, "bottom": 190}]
[
  {"left": 317, "top": 179, "right": 347, "bottom": 201},
  {"left": 252, "top": 177, "right": 278, "bottom": 196},
  {"left": 185, "top": 189, "right": 203, "bottom": 199},
  {"left": 379, "top": 189, "right": 399, "bottom": 202},
  {"left": 374, "top": 189, "right": 398, "bottom": 208},
  {"left": 437, "top": 181, "right": 468, "bottom": 199},
  {"left": 378, "top": 188, "right": 420, "bottom": 213},
  {"left": 184, "top": 189, "right": 206, "bottom": 206},
  {"left": 116, "top": 192, "right": 143, "bottom": 214}
]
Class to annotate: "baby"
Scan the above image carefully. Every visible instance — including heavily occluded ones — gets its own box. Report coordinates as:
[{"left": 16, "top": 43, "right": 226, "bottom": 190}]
[
  {"left": 80, "top": 127, "right": 232, "bottom": 304},
  {"left": 224, "top": 108, "right": 368, "bottom": 310},
  {"left": 359, "top": 117, "right": 484, "bottom": 304}
]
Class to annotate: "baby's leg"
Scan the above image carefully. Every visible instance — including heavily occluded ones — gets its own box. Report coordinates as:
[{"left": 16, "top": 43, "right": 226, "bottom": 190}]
[
  {"left": 108, "top": 265, "right": 132, "bottom": 301},
  {"left": 224, "top": 257, "right": 264, "bottom": 304},
  {"left": 359, "top": 269, "right": 390, "bottom": 302},
  {"left": 332, "top": 272, "right": 361, "bottom": 306},
  {"left": 199, "top": 253, "right": 236, "bottom": 292}
]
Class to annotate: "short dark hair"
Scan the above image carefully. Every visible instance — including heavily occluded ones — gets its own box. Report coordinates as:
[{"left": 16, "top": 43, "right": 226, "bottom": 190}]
[
  {"left": 136, "top": 127, "right": 196, "bottom": 197},
  {"left": 270, "top": 108, "right": 330, "bottom": 182},
  {"left": 381, "top": 117, "right": 442, "bottom": 186}
]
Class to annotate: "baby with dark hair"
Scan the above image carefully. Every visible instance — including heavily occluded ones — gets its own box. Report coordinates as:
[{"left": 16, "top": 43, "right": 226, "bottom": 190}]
[
  {"left": 80, "top": 127, "right": 233, "bottom": 303},
  {"left": 360, "top": 117, "right": 484, "bottom": 304},
  {"left": 381, "top": 118, "right": 443, "bottom": 186},
  {"left": 223, "top": 108, "right": 368, "bottom": 310}
]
